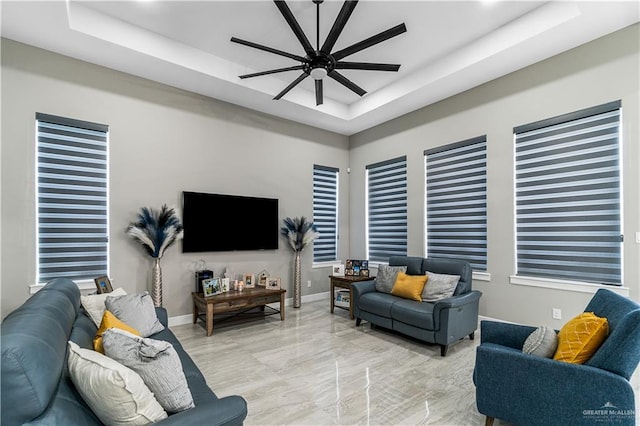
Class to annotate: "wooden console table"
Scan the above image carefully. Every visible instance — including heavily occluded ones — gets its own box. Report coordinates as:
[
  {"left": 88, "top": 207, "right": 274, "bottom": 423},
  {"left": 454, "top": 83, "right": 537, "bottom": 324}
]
[
  {"left": 329, "top": 275, "right": 375, "bottom": 320},
  {"left": 192, "top": 287, "right": 286, "bottom": 336}
]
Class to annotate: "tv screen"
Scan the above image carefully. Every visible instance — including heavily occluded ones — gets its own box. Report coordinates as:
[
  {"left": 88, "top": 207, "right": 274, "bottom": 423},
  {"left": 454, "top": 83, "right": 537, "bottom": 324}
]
[{"left": 182, "top": 191, "right": 279, "bottom": 252}]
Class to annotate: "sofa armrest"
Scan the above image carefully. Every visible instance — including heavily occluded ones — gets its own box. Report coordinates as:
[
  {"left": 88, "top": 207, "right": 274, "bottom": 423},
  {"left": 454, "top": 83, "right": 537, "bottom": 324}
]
[
  {"left": 432, "top": 290, "right": 481, "bottom": 310},
  {"left": 474, "top": 343, "right": 636, "bottom": 425},
  {"left": 351, "top": 280, "right": 376, "bottom": 299},
  {"left": 155, "top": 395, "right": 247, "bottom": 426},
  {"left": 155, "top": 307, "right": 169, "bottom": 328},
  {"left": 480, "top": 320, "right": 538, "bottom": 350}
]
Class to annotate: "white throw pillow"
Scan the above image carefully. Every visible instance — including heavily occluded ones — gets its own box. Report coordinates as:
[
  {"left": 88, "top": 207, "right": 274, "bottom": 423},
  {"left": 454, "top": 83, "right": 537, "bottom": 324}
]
[
  {"left": 105, "top": 291, "right": 164, "bottom": 337},
  {"left": 67, "top": 341, "right": 167, "bottom": 425},
  {"left": 104, "top": 328, "right": 195, "bottom": 413},
  {"left": 81, "top": 287, "right": 127, "bottom": 327}
]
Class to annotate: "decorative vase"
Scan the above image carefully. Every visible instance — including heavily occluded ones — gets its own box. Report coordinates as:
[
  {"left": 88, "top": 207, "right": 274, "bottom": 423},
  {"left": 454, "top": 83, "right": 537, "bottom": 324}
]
[
  {"left": 151, "top": 257, "right": 163, "bottom": 307},
  {"left": 293, "top": 251, "right": 302, "bottom": 308}
]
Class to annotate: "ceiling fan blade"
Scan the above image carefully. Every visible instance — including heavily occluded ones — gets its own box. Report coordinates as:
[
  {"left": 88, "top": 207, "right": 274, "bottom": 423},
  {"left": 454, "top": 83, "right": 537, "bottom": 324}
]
[
  {"left": 328, "top": 70, "right": 366, "bottom": 97},
  {"left": 274, "top": 1, "right": 315, "bottom": 57},
  {"left": 335, "top": 62, "right": 400, "bottom": 72},
  {"left": 320, "top": 0, "right": 358, "bottom": 54},
  {"left": 231, "top": 37, "right": 307, "bottom": 62},
  {"left": 315, "top": 79, "right": 323, "bottom": 106},
  {"left": 239, "top": 65, "right": 305, "bottom": 79},
  {"left": 332, "top": 23, "right": 407, "bottom": 61},
  {"left": 274, "top": 73, "right": 309, "bottom": 100}
]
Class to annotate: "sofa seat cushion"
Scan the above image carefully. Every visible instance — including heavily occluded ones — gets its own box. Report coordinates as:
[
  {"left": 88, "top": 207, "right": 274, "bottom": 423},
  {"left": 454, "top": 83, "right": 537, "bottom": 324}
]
[
  {"left": 390, "top": 299, "right": 435, "bottom": 330},
  {"left": 359, "top": 292, "right": 397, "bottom": 318}
]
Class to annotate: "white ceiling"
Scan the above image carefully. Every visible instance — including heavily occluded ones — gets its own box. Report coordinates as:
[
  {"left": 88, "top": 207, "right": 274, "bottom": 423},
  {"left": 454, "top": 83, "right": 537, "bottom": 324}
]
[{"left": 2, "top": 1, "right": 639, "bottom": 135}]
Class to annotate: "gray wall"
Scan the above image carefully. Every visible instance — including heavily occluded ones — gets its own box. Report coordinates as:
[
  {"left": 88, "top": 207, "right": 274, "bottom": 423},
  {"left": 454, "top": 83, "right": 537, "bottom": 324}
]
[
  {"left": 349, "top": 24, "right": 640, "bottom": 327},
  {"left": 2, "top": 24, "right": 639, "bottom": 326},
  {"left": 1, "top": 38, "right": 350, "bottom": 318}
]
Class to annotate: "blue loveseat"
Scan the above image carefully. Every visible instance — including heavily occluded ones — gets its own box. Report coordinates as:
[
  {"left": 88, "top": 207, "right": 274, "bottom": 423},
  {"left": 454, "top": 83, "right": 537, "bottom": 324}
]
[
  {"left": 352, "top": 256, "right": 482, "bottom": 356},
  {"left": 1, "top": 278, "right": 247, "bottom": 426}
]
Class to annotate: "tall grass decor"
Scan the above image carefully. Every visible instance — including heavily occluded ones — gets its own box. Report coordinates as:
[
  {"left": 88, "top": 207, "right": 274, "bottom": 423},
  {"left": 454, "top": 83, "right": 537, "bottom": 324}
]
[
  {"left": 281, "top": 217, "right": 319, "bottom": 308},
  {"left": 126, "top": 205, "right": 183, "bottom": 307}
]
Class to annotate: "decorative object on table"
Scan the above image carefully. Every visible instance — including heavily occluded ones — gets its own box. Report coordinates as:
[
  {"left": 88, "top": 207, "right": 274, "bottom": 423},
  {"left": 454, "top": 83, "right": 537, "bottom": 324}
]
[
  {"left": 281, "top": 216, "right": 320, "bottom": 308},
  {"left": 195, "top": 268, "right": 214, "bottom": 294},
  {"left": 223, "top": 266, "right": 234, "bottom": 279},
  {"left": 220, "top": 278, "right": 230, "bottom": 293},
  {"left": 126, "top": 205, "right": 183, "bottom": 307},
  {"left": 94, "top": 275, "right": 113, "bottom": 294},
  {"left": 332, "top": 264, "right": 345, "bottom": 277},
  {"left": 345, "top": 259, "right": 369, "bottom": 277},
  {"left": 266, "top": 277, "right": 281, "bottom": 291},
  {"left": 257, "top": 269, "right": 270, "bottom": 286},
  {"left": 243, "top": 273, "right": 255, "bottom": 288},
  {"left": 202, "top": 278, "right": 221, "bottom": 297},
  {"left": 238, "top": 281, "right": 245, "bottom": 292}
]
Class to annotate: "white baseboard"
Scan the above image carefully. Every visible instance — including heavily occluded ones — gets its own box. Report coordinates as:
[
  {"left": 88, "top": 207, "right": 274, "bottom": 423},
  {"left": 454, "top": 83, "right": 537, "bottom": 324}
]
[{"left": 168, "top": 291, "right": 331, "bottom": 327}]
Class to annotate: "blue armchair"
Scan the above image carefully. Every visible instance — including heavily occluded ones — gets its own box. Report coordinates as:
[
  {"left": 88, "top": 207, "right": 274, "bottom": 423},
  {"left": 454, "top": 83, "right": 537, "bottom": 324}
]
[{"left": 473, "top": 288, "right": 640, "bottom": 426}]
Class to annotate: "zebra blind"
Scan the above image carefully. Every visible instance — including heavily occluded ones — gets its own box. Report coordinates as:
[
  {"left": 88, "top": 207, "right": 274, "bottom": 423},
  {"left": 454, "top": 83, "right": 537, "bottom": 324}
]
[
  {"left": 514, "top": 101, "right": 622, "bottom": 285},
  {"left": 366, "top": 156, "right": 407, "bottom": 263},
  {"left": 313, "top": 165, "right": 339, "bottom": 263},
  {"left": 36, "top": 113, "right": 109, "bottom": 283},
  {"left": 425, "top": 136, "right": 487, "bottom": 270}
]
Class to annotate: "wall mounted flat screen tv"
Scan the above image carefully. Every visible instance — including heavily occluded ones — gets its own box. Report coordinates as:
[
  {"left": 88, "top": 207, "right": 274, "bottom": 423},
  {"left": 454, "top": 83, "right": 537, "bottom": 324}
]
[{"left": 182, "top": 191, "right": 279, "bottom": 252}]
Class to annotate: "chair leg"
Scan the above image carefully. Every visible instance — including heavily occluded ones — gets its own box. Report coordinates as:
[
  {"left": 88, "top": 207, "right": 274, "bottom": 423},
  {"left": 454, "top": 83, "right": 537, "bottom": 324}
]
[
  {"left": 355, "top": 318, "right": 361, "bottom": 326},
  {"left": 440, "top": 344, "right": 448, "bottom": 357},
  {"left": 485, "top": 416, "right": 495, "bottom": 426},
  {"left": 469, "top": 331, "right": 475, "bottom": 340}
]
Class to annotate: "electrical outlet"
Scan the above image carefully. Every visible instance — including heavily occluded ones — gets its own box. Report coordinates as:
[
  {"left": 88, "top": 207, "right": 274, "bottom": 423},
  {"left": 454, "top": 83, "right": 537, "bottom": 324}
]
[
  {"left": 307, "top": 280, "right": 311, "bottom": 288},
  {"left": 552, "top": 308, "right": 562, "bottom": 320}
]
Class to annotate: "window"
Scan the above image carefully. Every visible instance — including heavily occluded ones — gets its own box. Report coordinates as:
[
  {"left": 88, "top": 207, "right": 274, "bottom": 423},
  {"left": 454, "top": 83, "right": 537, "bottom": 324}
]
[
  {"left": 514, "top": 101, "right": 622, "bottom": 285},
  {"left": 36, "top": 113, "right": 109, "bottom": 283},
  {"left": 425, "top": 136, "right": 487, "bottom": 270},
  {"left": 313, "top": 165, "right": 339, "bottom": 263},
  {"left": 366, "top": 156, "right": 407, "bottom": 263}
]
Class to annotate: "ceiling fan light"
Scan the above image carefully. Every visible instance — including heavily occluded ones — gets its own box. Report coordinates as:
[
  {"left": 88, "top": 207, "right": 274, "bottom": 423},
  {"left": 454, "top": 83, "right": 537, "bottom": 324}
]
[{"left": 310, "top": 67, "right": 327, "bottom": 80}]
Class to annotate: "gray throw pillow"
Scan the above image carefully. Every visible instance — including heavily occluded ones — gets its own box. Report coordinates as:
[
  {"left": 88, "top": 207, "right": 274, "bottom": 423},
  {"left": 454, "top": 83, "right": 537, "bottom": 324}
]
[
  {"left": 421, "top": 271, "right": 460, "bottom": 302},
  {"left": 103, "top": 328, "right": 195, "bottom": 413},
  {"left": 523, "top": 326, "right": 558, "bottom": 358},
  {"left": 375, "top": 264, "right": 408, "bottom": 293},
  {"left": 105, "top": 291, "right": 164, "bottom": 337}
]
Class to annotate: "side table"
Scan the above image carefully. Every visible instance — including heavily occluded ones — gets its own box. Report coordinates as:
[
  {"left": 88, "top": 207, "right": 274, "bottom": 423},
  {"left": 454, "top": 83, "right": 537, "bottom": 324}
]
[{"left": 329, "top": 275, "right": 375, "bottom": 320}]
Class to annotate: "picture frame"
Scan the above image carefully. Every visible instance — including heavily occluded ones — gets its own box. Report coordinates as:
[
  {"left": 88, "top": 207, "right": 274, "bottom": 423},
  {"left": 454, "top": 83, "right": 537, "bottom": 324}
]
[
  {"left": 332, "top": 264, "right": 345, "bottom": 277},
  {"left": 203, "top": 278, "right": 221, "bottom": 297},
  {"left": 345, "top": 259, "right": 369, "bottom": 277},
  {"left": 243, "top": 273, "right": 255, "bottom": 288},
  {"left": 94, "top": 275, "right": 113, "bottom": 294},
  {"left": 220, "top": 277, "right": 230, "bottom": 292},
  {"left": 257, "top": 269, "right": 270, "bottom": 287},
  {"left": 266, "top": 277, "right": 281, "bottom": 290}
]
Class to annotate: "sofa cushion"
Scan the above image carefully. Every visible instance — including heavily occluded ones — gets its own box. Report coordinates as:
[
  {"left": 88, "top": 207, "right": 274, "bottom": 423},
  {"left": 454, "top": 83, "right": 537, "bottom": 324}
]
[
  {"left": 391, "top": 272, "right": 428, "bottom": 301},
  {"left": 103, "top": 328, "right": 195, "bottom": 413},
  {"left": 522, "top": 326, "right": 558, "bottom": 358},
  {"left": 375, "top": 264, "right": 407, "bottom": 293},
  {"left": 93, "top": 310, "right": 140, "bottom": 353},
  {"left": 105, "top": 291, "right": 164, "bottom": 337},
  {"left": 81, "top": 287, "right": 127, "bottom": 327},
  {"left": 421, "top": 271, "right": 460, "bottom": 302},
  {"left": 67, "top": 341, "right": 168, "bottom": 425},
  {"left": 390, "top": 299, "right": 435, "bottom": 330},
  {"left": 359, "top": 292, "right": 397, "bottom": 318},
  {"left": 554, "top": 312, "right": 608, "bottom": 364},
  {"left": 389, "top": 256, "right": 424, "bottom": 275}
]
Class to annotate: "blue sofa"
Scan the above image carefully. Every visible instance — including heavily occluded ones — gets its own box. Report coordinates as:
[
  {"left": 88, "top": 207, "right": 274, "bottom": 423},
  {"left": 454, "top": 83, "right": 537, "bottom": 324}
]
[
  {"left": 474, "top": 288, "right": 640, "bottom": 426},
  {"left": 352, "top": 256, "right": 482, "bottom": 356},
  {"left": 1, "top": 278, "right": 247, "bottom": 426}
]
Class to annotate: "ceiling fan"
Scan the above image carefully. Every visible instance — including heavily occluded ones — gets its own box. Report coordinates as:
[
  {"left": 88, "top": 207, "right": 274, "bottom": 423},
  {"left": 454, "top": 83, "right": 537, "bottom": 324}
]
[{"left": 231, "top": 0, "right": 407, "bottom": 106}]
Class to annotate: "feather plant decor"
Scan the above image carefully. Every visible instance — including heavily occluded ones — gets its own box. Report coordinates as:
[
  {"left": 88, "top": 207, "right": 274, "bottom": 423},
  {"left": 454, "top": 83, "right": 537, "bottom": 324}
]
[
  {"left": 280, "top": 216, "right": 319, "bottom": 253},
  {"left": 126, "top": 205, "right": 183, "bottom": 259}
]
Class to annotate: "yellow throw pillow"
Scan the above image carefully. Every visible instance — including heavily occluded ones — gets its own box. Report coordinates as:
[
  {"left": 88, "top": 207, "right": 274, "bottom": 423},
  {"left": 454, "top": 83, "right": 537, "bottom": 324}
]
[
  {"left": 93, "top": 310, "right": 140, "bottom": 353},
  {"left": 553, "top": 312, "right": 608, "bottom": 364},
  {"left": 391, "top": 272, "right": 428, "bottom": 302}
]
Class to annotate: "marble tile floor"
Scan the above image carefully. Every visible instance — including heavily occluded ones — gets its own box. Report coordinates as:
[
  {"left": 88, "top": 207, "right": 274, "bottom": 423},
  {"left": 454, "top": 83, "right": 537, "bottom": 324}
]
[{"left": 171, "top": 300, "right": 639, "bottom": 426}]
